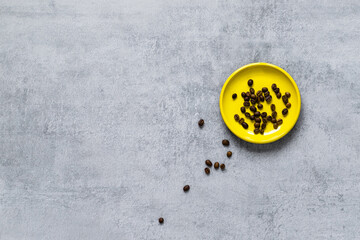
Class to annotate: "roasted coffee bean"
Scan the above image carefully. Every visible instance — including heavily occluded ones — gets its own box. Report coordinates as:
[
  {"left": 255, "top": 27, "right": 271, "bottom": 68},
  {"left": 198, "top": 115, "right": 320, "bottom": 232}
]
[
  {"left": 274, "top": 88, "right": 279, "bottom": 94},
  {"left": 159, "top": 218, "right": 164, "bottom": 224},
  {"left": 267, "top": 115, "right": 272, "bottom": 121},
  {"left": 244, "top": 96, "right": 250, "bottom": 101},
  {"left": 254, "top": 129, "right": 260, "bottom": 134},
  {"left": 256, "top": 90, "right": 262, "bottom": 96},
  {"left": 220, "top": 163, "right": 225, "bottom": 170},
  {"left": 273, "top": 123, "right": 278, "bottom": 129},
  {"left": 271, "top": 104, "right": 276, "bottom": 111},
  {"left": 243, "top": 101, "right": 250, "bottom": 106},
  {"left": 286, "top": 102, "right": 291, "bottom": 108},
  {"left": 250, "top": 115, "right": 255, "bottom": 120},
  {"left": 241, "top": 107, "right": 246, "bottom": 113},
  {"left": 285, "top": 92, "right": 291, "bottom": 98},
  {"left": 239, "top": 118, "right": 244, "bottom": 124},
  {"left": 261, "top": 123, "right": 266, "bottom": 129},
  {"left": 246, "top": 92, "right": 250, "bottom": 97},
  {"left": 205, "top": 167, "right": 210, "bottom": 175},
  {"left": 198, "top": 119, "right": 204, "bottom": 127},
  {"left": 262, "top": 87, "right": 268, "bottom": 92},
  {"left": 276, "top": 92, "right": 281, "bottom": 98},
  {"left": 248, "top": 79, "right": 253, "bottom": 86},
  {"left": 282, "top": 108, "right": 288, "bottom": 116},
  {"left": 241, "top": 92, "right": 246, "bottom": 98},
  {"left": 232, "top": 93, "right": 237, "bottom": 99},
  {"left": 257, "top": 103, "right": 263, "bottom": 109},
  {"left": 250, "top": 106, "right": 256, "bottom": 112},
  {"left": 254, "top": 111, "right": 261, "bottom": 117},
  {"left": 227, "top": 151, "right": 232, "bottom": 158},
  {"left": 264, "top": 91, "right": 270, "bottom": 97},
  {"left": 183, "top": 185, "right": 190, "bottom": 192},
  {"left": 272, "top": 83, "right": 277, "bottom": 90},
  {"left": 254, "top": 122, "right": 260, "bottom": 128},
  {"left": 259, "top": 95, "right": 265, "bottom": 102},
  {"left": 234, "top": 114, "right": 240, "bottom": 121},
  {"left": 272, "top": 111, "right": 277, "bottom": 118},
  {"left": 277, "top": 119, "right": 283, "bottom": 125},
  {"left": 262, "top": 118, "right": 267, "bottom": 124},
  {"left": 282, "top": 95, "right": 288, "bottom": 104},
  {"left": 241, "top": 122, "right": 248, "bottom": 129},
  {"left": 250, "top": 99, "right": 257, "bottom": 104},
  {"left": 261, "top": 112, "right": 267, "bottom": 118},
  {"left": 205, "top": 160, "right": 212, "bottom": 167},
  {"left": 260, "top": 129, "right": 264, "bottom": 134},
  {"left": 250, "top": 94, "right": 256, "bottom": 99},
  {"left": 255, "top": 118, "right": 261, "bottom": 123},
  {"left": 250, "top": 88, "right": 255, "bottom": 94},
  {"left": 271, "top": 118, "right": 277, "bottom": 123},
  {"left": 222, "top": 139, "right": 230, "bottom": 146},
  {"left": 214, "top": 162, "right": 219, "bottom": 169},
  {"left": 266, "top": 95, "right": 272, "bottom": 103},
  {"left": 245, "top": 112, "right": 251, "bottom": 118}
]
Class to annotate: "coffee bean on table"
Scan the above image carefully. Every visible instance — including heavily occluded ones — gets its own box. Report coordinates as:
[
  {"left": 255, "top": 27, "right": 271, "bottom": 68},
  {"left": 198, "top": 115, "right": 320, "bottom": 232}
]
[
  {"left": 198, "top": 119, "right": 204, "bottom": 127},
  {"left": 276, "top": 92, "right": 281, "bottom": 98},
  {"left": 250, "top": 115, "right": 255, "bottom": 120},
  {"left": 222, "top": 139, "right": 230, "bottom": 146},
  {"left": 227, "top": 151, "right": 232, "bottom": 158},
  {"left": 159, "top": 218, "right": 164, "bottom": 224},
  {"left": 255, "top": 118, "right": 261, "bottom": 123},
  {"left": 232, "top": 93, "right": 237, "bottom": 99},
  {"left": 250, "top": 88, "right": 255, "bottom": 94},
  {"left": 257, "top": 103, "right": 263, "bottom": 109},
  {"left": 241, "top": 92, "right": 246, "bottom": 98},
  {"left": 262, "top": 87, "right": 268, "bottom": 92},
  {"left": 239, "top": 118, "right": 244, "bottom": 124},
  {"left": 260, "top": 129, "right": 264, "bottom": 134},
  {"left": 205, "top": 160, "right": 212, "bottom": 167},
  {"left": 272, "top": 111, "right": 277, "bottom": 118},
  {"left": 250, "top": 94, "right": 256, "bottom": 99},
  {"left": 254, "top": 111, "right": 261, "bottom": 117},
  {"left": 242, "top": 122, "right": 249, "bottom": 129},
  {"left": 286, "top": 102, "right": 291, "bottom": 108},
  {"left": 277, "top": 119, "right": 283, "bottom": 125},
  {"left": 264, "top": 91, "right": 270, "bottom": 97},
  {"left": 214, "top": 162, "right": 219, "bottom": 169},
  {"left": 241, "top": 107, "right": 246, "bottom": 113},
  {"left": 274, "top": 88, "right": 280, "bottom": 94},
  {"left": 254, "top": 129, "right": 260, "bottom": 134},
  {"left": 272, "top": 83, "right": 277, "bottom": 90},
  {"left": 261, "top": 112, "right": 267, "bottom": 118},
  {"left": 244, "top": 101, "right": 250, "bottom": 106},
  {"left": 204, "top": 167, "right": 210, "bottom": 175},
  {"left": 244, "top": 96, "right": 250, "bottom": 101},
  {"left": 285, "top": 92, "right": 291, "bottom": 98},
  {"left": 248, "top": 79, "right": 253, "bottom": 86},
  {"left": 250, "top": 106, "right": 256, "bottom": 112},
  {"left": 245, "top": 112, "right": 251, "bottom": 118},
  {"left": 220, "top": 163, "right": 225, "bottom": 170},
  {"left": 282, "top": 108, "right": 288, "bottom": 116},
  {"left": 267, "top": 116, "right": 272, "bottom": 121},
  {"left": 234, "top": 114, "right": 239, "bottom": 121},
  {"left": 259, "top": 95, "right": 265, "bottom": 102},
  {"left": 273, "top": 123, "right": 278, "bottom": 129},
  {"left": 271, "top": 118, "right": 277, "bottom": 123},
  {"left": 261, "top": 123, "right": 266, "bottom": 129},
  {"left": 282, "top": 95, "right": 288, "bottom": 104},
  {"left": 183, "top": 185, "right": 190, "bottom": 192},
  {"left": 271, "top": 104, "right": 275, "bottom": 111},
  {"left": 254, "top": 122, "right": 260, "bottom": 128},
  {"left": 246, "top": 92, "right": 250, "bottom": 97}
]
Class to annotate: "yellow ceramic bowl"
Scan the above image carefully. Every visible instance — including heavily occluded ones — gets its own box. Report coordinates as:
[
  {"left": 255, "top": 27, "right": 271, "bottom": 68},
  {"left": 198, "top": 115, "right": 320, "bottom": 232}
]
[{"left": 219, "top": 63, "right": 301, "bottom": 144}]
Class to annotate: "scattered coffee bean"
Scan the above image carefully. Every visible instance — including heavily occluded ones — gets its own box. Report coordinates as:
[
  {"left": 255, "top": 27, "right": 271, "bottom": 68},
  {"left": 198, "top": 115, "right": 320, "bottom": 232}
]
[
  {"left": 243, "top": 101, "right": 250, "bottom": 106},
  {"left": 241, "top": 107, "right": 246, "bottom": 113},
  {"left": 271, "top": 118, "right": 277, "bottom": 123},
  {"left": 250, "top": 106, "right": 256, "bottom": 112},
  {"left": 260, "top": 129, "right": 264, "bottom": 134},
  {"left": 264, "top": 91, "right": 270, "bottom": 97},
  {"left": 245, "top": 112, "right": 251, "bottom": 118},
  {"left": 248, "top": 79, "right": 253, "bottom": 86},
  {"left": 244, "top": 96, "right": 250, "bottom": 101},
  {"left": 222, "top": 139, "right": 230, "bottom": 146},
  {"left": 274, "top": 88, "right": 280, "bottom": 94},
  {"left": 246, "top": 92, "right": 250, "bottom": 97},
  {"left": 266, "top": 95, "right": 272, "bottom": 103},
  {"left": 254, "top": 129, "right": 260, "bottom": 134},
  {"left": 205, "top": 160, "right": 212, "bottom": 167},
  {"left": 255, "top": 118, "right": 261, "bottom": 123},
  {"left": 272, "top": 111, "right": 277, "bottom": 118},
  {"left": 277, "top": 119, "right": 283, "bottom": 125},
  {"left": 272, "top": 84, "right": 277, "bottom": 90},
  {"left": 227, "top": 151, "right": 232, "bottom": 158},
  {"left": 262, "top": 87, "right": 268, "bottom": 92},
  {"left": 242, "top": 122, "right": 249, "bottom": 129},
  {"left": 262, "top": 118, "right": 267, "bottom": 124},
  {"left": 282, "top": 108, "right": 288, "bottom": 116},
  {"left": 220, "top": 163, "right": 225, "bottom": 170},
  {"left": 271, "top": 104, "right": 275, "bottom": 111},
  {"left": 250, "top": 115, "right": 255, "bottom": 120},
  {"left": 267, "top": 116, "right": 272, "bottom": 121},
  {"left": 241, "top": 92, "right": 246, "bottom": 98},
  {"left": 250, "top": 88, "right": 255, "bottom": 94},
  {"left": 234, "top": 114, "right": 239, "bottom": 121},
  {"left": 250, "top": 94, "right": 256, "bottom": 99},
  {"left": 276, "top": 92, "right": 281, "bottom": 98},
  {"left": 257, "top": 103, "right": 263, "bottom": 109},
  {"left": 239, "top": 118, "right": 244, "bottom": 124},
  {"left": 214, "top": 162, "right": 219, "bottom": 169},
  {"left": 183, "top": 185, "right": 190, "bottom": 192},
  {"left": 261, "top": 123, "right": 267, "bottom": 129},
  {"left": 205, "top": 167, "right": 210, "bottom": 175},
  {"left": 232, "top": 93, "right": 237, "bottom": 99},
  {"left": 286, "top": 102, "right": 291, "bottom": 108},
  {"left": 198, "top": 119, "right": 204, "bottom": 127},
  {"left": 273, "top": 123, "right": 278, "bottom": 129},
  {"left": 254, "top": 111, "right": 261, "bottom": 117},
  {"left": 285, "top": 92, "right": 291, "bottom": 98},
  {"left": 159, "top": 218, "right": 164, "bottom": 224},
  {"left": 254, "top": 122, "right": 260, "bottom": 128},
  {"left": 256, "top": 90, "right": 262, "bottom": 96},
  {"left": 250, "top": 99, "right": 257, "bottom": 104},
  {"left": 259, "top": 95, "right": 265, "bottom": 102},
  {"left": 282, "top": 95, "right": 288, "bottom": 104},
  {"left": 261, "top": 112, "right": 267, "bottom": 118}
]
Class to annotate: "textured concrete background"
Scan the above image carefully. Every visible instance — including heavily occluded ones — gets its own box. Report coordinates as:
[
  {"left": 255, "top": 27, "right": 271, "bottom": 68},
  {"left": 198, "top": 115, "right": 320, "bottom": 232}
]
[{"left": 0, "top": 0, "right": 360, "bottom": 239}]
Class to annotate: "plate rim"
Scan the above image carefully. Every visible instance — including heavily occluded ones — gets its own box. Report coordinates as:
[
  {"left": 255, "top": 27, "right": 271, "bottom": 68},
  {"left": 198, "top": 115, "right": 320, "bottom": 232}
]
[{"left": 219, "top": 62, "right": 301, "bottom": 144}]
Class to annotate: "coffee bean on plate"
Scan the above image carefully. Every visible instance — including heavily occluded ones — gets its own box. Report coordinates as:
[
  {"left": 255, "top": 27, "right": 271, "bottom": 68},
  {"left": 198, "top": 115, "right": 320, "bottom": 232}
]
[
  {"left": 286, "top": 102, "right": 291, "bottom": 108},
  {"left": 250, "top": 106, "right": 256, "bottom": 112},
  {"left": 222, "top": 139, "right": 230, "bottom": 146},
  {"left": 274, "top": 88, "right": 279, "bottom": 94},
  {"left": 262, "top": 87, "right": 268, "bottom": 92},
  {"left": 276, "top": 92, "right": 281, "bottom": 98},
  {"left": 220, "top": 163, "right": 225, "bottom": 170},
  {"left": 244, "top": 101, "right": 250, "bottom": 106},
  {"left": 266, "top": 95, "right": 272, "bottom": 103},
  {"left": 205, "top": 167, "right": 210, "bottom": 175},
  {"left": 271, "top": 118, "right": 277, "bottom": 123},
  {"left": 282, "top": 95, "right": 288, "bottom": 104},
  {"left": 267, "top": 115, "right": 272, "bottom": 121},
  {"left": 261, "top": 123, "right": 266, "bottom": 129},
  {"left": 260, "top": 129, "right": 264, "bottom": 134},
  {"left": 273, "top": 123, "right": 278, "bottom": 129},
  {"left": 248, "top": 79, "right": 253, "bottom": 86},
  {"left": 250, "top": 99, "right": 257, "bottom": 104},
  {"left": 245, "top": 112, "right": 251, "bottom": 118},
  {"left": 244, "top": 96, "right": 250, "bottom": 101},
  {"left": 205, "top": 160, "right": 212, "bottom": 167},
  {"left": 277, "top": 119, "right": 283, "bottom": 125},
  {"left": 232, "top": 93, "right": 237, "bottom": 99},
  {"left": 259, "top": 95, "right": 265, "bottom": 102},
  {"left": 282, "top": 108, "right": 288, "bottom": 116},
  {"left": 257, "top": 103, "right": 263, "bottom": 109},
  {"left": 241, "top": 107, "right": 246, "bottom": 113},
  {"left": 261, "top": 112, "right": 267, "bottom": 118},
  {"left": 242, "top": 122, "right": 249, "bottom": 129},
  {"left": 250, "top": 115, "right": 255, "bottom": 120},
  {"left": 256, "top": 90, "right": 262, "bottom": 96},
  {"left": 254, "top": 111, "right": 261, "bottom": 117},
  {"left": 250, "top": 88, "right": 255, "bottom": 94},
  {"left": 183, "top": 185, "right": 190, "bottom": 192},
  {"left": 239, "top": 118, "right": 244, "bottom": 124},
  {"left": 255, "top": 118, "right": 261, "bottom": 123},
  {"left": 271, "top": 104, "right": 275, "bottom": 111},
  {"left": 227, "top": 151, "right": 232, "bottom": 158},
  {"left": 159, "top": 218, "right": 164, "bottom": 224},
  {"left": 241, "top": 92, "right": 246, "bottom": 98},
  {"left": 234, "top": 114, "right": 239, "bottom": 121},
  {"left": 264, "top": 91, "right": 270, "bottom": 97},
  {"left": 198, "top": 119, "right": 204, "bottom": 127},
  {"left": 262, "top": 118, "right": 267, "bottom": 124},
  {"left": 254, "top": 122, "right": 260, "bottom": 128},
  {"left": 254, "top": 129, "right": 260, "bottom": 134},
  {"left": 246, "top": 92, "right": 250, "bottom": 97},
  {"left": 272, "top": 111, "right": 277, "bottom": 118},
  {"left": 214, "top": 162, "right": 219, "bottom": 169},
  {"left": 285, "top": 92, "right": 291, "bottom": 98},
  {"left": 272, "top": 83, "right": 277, "bottom": 90},
  {"left": 250, "top": 94, "right": 256, "bottom": 99}
]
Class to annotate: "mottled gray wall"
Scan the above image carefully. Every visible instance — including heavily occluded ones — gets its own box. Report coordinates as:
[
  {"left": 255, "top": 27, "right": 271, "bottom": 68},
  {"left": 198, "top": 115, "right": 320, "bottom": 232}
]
[{"left": 0, "top": 0, "right": 360, "bottom": 239}]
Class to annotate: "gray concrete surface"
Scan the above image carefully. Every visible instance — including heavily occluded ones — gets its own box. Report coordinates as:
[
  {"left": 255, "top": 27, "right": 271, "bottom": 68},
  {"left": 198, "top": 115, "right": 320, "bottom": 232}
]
[{"left": 0, "top": 0, "right": 360, "bottom": 239}]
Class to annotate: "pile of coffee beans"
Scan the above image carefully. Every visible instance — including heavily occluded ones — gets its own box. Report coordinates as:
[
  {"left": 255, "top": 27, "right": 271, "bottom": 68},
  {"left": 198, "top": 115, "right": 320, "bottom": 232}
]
[{"left": 232, "top": 80, "right": 292, "bottom": 134}]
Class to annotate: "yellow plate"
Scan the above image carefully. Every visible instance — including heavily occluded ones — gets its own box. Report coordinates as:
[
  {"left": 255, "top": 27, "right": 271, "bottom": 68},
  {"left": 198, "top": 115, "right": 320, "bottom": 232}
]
[{"left": 219, "top": 63, "right": 301, "bottom": 144}]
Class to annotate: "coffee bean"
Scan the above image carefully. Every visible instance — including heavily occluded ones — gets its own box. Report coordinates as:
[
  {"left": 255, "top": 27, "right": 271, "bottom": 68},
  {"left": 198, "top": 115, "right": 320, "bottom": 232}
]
[
  {"left": 272, "top": 83, "right": 277, "bottom": 90},
  {"left": 250, "top": 94, "right": 256, "bottom": 99},
  {"left": 239, "top": 118, "right": 244, "bottom": 124},
  {"left": 286, "top": 102, "right": 291, "bottom": 108},
  {"left": 257, "top": 103, "right": 263, "bottom": 109},
  {"left": 245, "top": 112, "right": 251, "bottom": 118},
  {"left": 282, "top": 108, "right": 288, "bottom": 116},
  {"left": 277, "top": 119, "right": 283, "bottom": 125},
  {"left": 243, "top": 101, "right": 250, "bottom": 106},
  {"left": 260, "top": 129, "right": 264, "bottom": 134},
  {"left": 250, "top": 88, "right": 255, "bottom": 94},
  {"left": 204, "top": 167, "right": 210, "bottom": 175},
  {"left": 274, "top": 88, "right": 279, "bottom": 94},
  {"left": 234, "top": 114, "right": 239, "bottom": 121},
  {"left": 254, "top": 111, "right": 261, "bottom": 117},
  {"left": 271, "top": 104, "right": 275, "bottom": 111},
  {"left": 198, "top": 119, "right": 204, "bottom": 127},
  {"left": 261, "top": 112, "right": 267, "bottom": 118},
  {"left": 255, "top": 118, "right": 261, "bottom": 123},
  {"left": 250, "top": 115, "right": 255, "bottom": 120},
  {"left": 282, "top": 95, "right": 288, "bottom": 104},
  {"left": 254, "top": 129, "right": 260, "bottom": 134},
  {"left": 244, "top": 96, "right": 250, "bottom": 101},
  {"left": 222, "top": 139, "right": 229, "bottom": 146},
  {"left": 159, "top": 218, "right": 164, "bottom": 224},
  {"left": 241, "top": 92, "right": 246, "bottom": 98},
  {"left": 232, "top": 93, "right": 237, "bottom": 99},
  {"left": 183, "top": 185, "right": 190, "bottom": 192},
  {"left": 205, "top": 160, "right": 212, "bottom": 167},
  {"left": 246, "top": 92, "right": 250, "bottom": 97},
  {"left": 273, "top": 123, "right": 278, "bottom": 129},
  {"left": 266, "top": 95, "right": 272, "bottom": 103},
  {"left": 271, "top": 118, "right": 277, "bottom": 123},
  {"left": 276, "top": 92, "right": 281, "bottom": 98},
  {"left": 220, "top": 163, "right": 225, "bottom": 170},
  {"left": 285, "top": 92, "right": 291, "bottom": 98},
  {"left": 259, "top": 95, "right": 265, "bottom": 102},
  {"left": 250, "top": 99, "right": 257, "bottom": 104},
  {"left": 262, "top": 118, "right": 267, "bottom": 124},
  {"left": 264, "top": 91, "right": 270, "bottom": 97},
  {"left": 261, "top": 123, "right": 266, "bottom": 129},
  {"left": 254, "top": 122, "right": 260, "bottom": 128},
  {"left": 256, "top": 90, "right": 262, "bottom": 96},
  {"left": 267, "top": 115, "right": 272, "bottom": 121},
  {"left": 272, "top": 111, "right": 277, "bottom": 118},
  {"left": 262, "top": 87, "right": 268, "bottom": 92},
  {"left": 241, "top": 122, "right": 248, "bottom": 129},
  {"left": 248, "top": 79, "right": 253, "bottom": 86},
  {"left": 227, "top": 151, "right": 232, "bottom": 158},
  {"left": 214, "top": 162, "right": 219, "bottom": 169},
  {"left": 250, "top": 106, "right": 256, "bottom": 112},
  {"left": 241, "top": 107, "right": 246, "bottom": 113}
]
